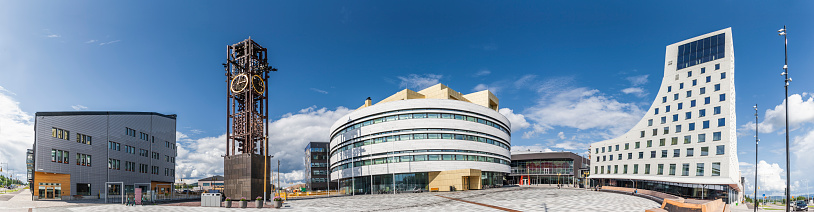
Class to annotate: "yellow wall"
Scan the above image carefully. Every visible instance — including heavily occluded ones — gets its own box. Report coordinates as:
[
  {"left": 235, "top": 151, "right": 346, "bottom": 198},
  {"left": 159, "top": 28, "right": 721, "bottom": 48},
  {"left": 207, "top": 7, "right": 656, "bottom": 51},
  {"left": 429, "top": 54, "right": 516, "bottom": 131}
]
[
  {"left": 33, "top": 171, "right": 71, "bottom": 197},
  {"left": 356, "top": 83, "right": 500, "bottom": 111},
  {"left": 151, "top": 181, "right": 173, "bottom": 194},
  {"left": 428, "top": 169, "right": 482, "bottom": 191}
]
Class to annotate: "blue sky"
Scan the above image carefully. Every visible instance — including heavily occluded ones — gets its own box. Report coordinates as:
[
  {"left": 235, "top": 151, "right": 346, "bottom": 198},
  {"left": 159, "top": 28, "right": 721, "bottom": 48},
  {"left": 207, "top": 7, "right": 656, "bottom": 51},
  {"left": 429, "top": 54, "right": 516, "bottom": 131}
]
[{"left": 1, "top": 1, "right": 813, "bottom": 195}]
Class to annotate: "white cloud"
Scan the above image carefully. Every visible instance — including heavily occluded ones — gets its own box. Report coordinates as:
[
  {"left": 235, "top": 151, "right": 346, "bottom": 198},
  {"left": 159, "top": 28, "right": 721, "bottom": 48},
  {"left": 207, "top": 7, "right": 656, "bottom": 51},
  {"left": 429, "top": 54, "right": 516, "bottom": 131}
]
[
  {"left": 792, "top": 128, "right": 814, "bottom": 186},
  {"left": 524, "top": 87, "right": 645, "bottom": 138},
  {"left": 473, "top": 83, "right": 502, "bottom": 94},
  {"left": 741, "top": 160, "right": 787, "bottom": 196},
  {"left": 0, "top": 87, "right": 34, "bottom": 180},
  {"left": 626, "top": 75, "right": 649, "bottom": 86},
  {"left": 0, "top": 85, "right": 16, "bottom": 95},
  {"left": 190, "top": 129, "right": 204, "bottom": 134},
  {"left": 511, "top": 145, "right": 554, "bottom": 153},
  {"left": 557, "top": 132, "right": 566, "bottom": 139},
  {"left": 310, "top": 88, "right": 329, "bottom": 94},
  {"left": 553, "top": 141, "right": 585, "bottom": 150},
  {"left": 397, "top": 74, "right": 442, "bottom": 90},
  {"left": 473, "top": 69, "right": 491, "bottom": 77},
  {"left": 740, "top": 94, "right": 814, "bottom": 134},
  {"left": 85, "top": 40, "right": 97, "bottom": 44},
  {"left": 621, "top": 87, "right": 648, "bottom": 98},
  {"left": 174, "top": 106, "right": 352, "bottom": 184},
  {"left": 42, "top": 29, "right": 60, "bottom": 38},
  {"left": 99, "top": 40, "right": 121, "bottom": 46},
  {"left": 71, "top": 105, "right": 88, "bottom": 111},
  {"left": 498, "top": 108, "right": 529, "bottom": 132}
]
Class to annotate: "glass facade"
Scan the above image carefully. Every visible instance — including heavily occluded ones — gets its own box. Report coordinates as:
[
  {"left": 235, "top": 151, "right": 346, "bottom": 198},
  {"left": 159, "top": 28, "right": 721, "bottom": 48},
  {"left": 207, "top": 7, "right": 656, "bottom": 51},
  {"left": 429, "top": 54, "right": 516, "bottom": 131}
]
[
  {"left": 677, "top": 33, "right": 726, "bottom": 70},
  {"left": 595, "top": 179, "right": 739, "bottom": 204},
  {"left": 337, "top": 171, "right": 504, "bottom": 195},
  {"left": 508, "top": 159, "right": 580, "bottom": 186}
]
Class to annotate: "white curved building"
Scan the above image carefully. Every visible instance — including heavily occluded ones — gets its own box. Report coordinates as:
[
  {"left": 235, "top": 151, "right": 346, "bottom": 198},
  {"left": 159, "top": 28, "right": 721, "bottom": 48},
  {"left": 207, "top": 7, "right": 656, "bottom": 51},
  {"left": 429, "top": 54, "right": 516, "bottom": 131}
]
[
  {"left": 329, "top": 84, "right": 510, "bottom": 194},
  {"left": 589, "top": 28, "right": 742, "bottom": 203}
]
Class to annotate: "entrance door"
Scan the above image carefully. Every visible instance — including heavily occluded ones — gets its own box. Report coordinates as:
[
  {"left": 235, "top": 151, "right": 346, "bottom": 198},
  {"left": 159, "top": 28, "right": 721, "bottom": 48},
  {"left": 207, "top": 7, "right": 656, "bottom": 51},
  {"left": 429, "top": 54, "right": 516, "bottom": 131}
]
[
  {"left": 462, "top": 176, "right": 469, "bottom": 191},
  {"left": 521, "top": 178, "right": 529, "bottom": 185}
]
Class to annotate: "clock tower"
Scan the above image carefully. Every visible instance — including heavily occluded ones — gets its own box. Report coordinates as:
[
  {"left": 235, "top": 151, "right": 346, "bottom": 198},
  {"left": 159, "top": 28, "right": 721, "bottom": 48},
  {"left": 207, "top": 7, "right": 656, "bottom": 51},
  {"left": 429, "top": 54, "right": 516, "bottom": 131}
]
[{"left": 224, "top": 38, "right": 276, "bottom": 200}]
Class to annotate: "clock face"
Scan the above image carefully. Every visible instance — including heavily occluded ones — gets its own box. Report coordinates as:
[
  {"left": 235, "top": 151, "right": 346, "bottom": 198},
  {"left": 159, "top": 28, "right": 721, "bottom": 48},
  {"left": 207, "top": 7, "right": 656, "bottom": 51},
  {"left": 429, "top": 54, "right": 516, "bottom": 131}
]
[
  {"left": 230, "top": 74, "right": 249, "bottom": 93},
  {"left": 252, "top": 75, "right": 265, "bottom": 94}
]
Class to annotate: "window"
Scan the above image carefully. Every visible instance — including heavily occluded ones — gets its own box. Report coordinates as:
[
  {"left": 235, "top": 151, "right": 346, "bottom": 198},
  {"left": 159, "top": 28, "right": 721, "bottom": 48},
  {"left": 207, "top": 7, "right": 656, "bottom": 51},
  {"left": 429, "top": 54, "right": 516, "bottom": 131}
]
[
  {"left": 625, "top": 143, "right": 629, "bottom": 150},
  {"left": 677, "top": 34, "right": 726, "bottom": 70},
  {"left": 685, "top": 112, "right": 692, "bottom": 120},
  {"left": 633, "top": 164, "right": 638, "bottom": 174},
  {"left": 692, "top": 79, "right": 697, "bottom": 86},
  {"left": 668, "top": 86, "right": 672, "bottom": 92},
  {"left": 696, "top": 163, "right": 705, "bottom": 176},
  {"left": 673, "top": 149, "right": 680, "bottom": 157},
  {"left": 721, "top": 72, "right": 726, "bottom": 79},
  {"left": 699, "top": 87, "right": 706, "bottom": 95},
  {"left": 618, "top": 154, "right": 622, "bottom": 160},
  {"left": 650, "top": 151, "right": 656, "bottom": 158},
  {"left": 706, "top": 76, "right": 711, "bottom": 83},
  {"left": 635, "top": 142, "right": 640, "bottom": 149},
  {"left": 640, "top": 131, "right": 645, "bottom": 138},
  {"left": 699, "top": 109, "right": 706, "bottom": 117},
  {"left": 703, "top": 121, "right": 710, "bottom": 129},
  {"left": 661, "top": 150, "right": 667, "bottom": 158},
  {"left": 669, "top": 164, "right": 676, "bottom": 175},
  {"left": 705, "top": 97, "right": 710, "bottom": 104},
  {"left": 662, "top": 96, "right": 667, "bottom": 103},
  {"left": 602, "top": 156, "right": 606, "bottom": 161},
  {"left": 714, "top": 106, "right": 721, "bottom": 115},
  {"left": 664, "top": 127, "right": 669, "bottom": 134},
  {"left": 659, "top": 139, "right": 665, "bottom": 146},
  {"left": 595, "top": 148, "right": 599, "bottom": 154},
  {"left": 686, "top": 90, "right": 692, "bottom": 98},
  {"left": 76, "top": 133, "right": 92, "bottom": 145},
  {"left": 638, "top": 152, "right": 643, "bottom": 159},
  {"left": 623, "top": 165, "right": 628, "bottom": 174},
  {"left": 615, "top": 145, "right": 619, "bottom": 151},
  {"left": 602, "top": 147, "right": 605, "bottom": 153},
  {"left": 647, "top": 140, "right": 652, "bottom": 147},
  {"left": 657, "top": 164, "right": 664, "bottom": 175},
  {"left": 691, "top": 100, "right": 696, "bottom": 107},
  {"left": 108, "top": 141, "right": 120, "bottom": 151},
  {"left": 701, "top": 147, "right": 709, "bottom": 156},
  {"left": 714, "top": 84, "right": 721, "bottom": 91},
  {"left": 661, "top": 117, "right": 666, "bottom": 124},
  {"left": 677, "top": 103, "right": 683, "bottom": 110},
  {"left": 125, "top": 128, "right": 136, "bottom": 137},
  {"left": 687, "top": 148, "right": 694, "bottom": 157},
  {"left": 712, "top": 162, "right": 721, "bottom": 176},
  {"left": 716, "top": 145, "right": 725, "bottom": 155},
  {"left": 687, "top": 71, "right": 692, "bottom": 77},
  {"left": 676, "top": 125, "right": 682, "bottom": 133},
  {"left": 594, "top": 166, "right": 598, "bottom": 174},
  {"left": 719, "top": 94, "right": 726, "bottom": 101},
  {"left": 684, "top": 135, "right": 691, "bottom": 144},
  {"left": 614, "top": 165, "right": 618, "bottom": 174},
  {"left": 682, "top": 164, "right": 690, "bottom": 176},
  {"left": 655, "top": 108, "right": 659, "bottom": 115},
  {"left": 108, "top": 158, "right": 120, "bottom": 170},
  {"left": 718, "top": 118, "right": 726, "bottom": 127},
  {"left": 52, "top": 128, "right": 71, "bottom": 140},
  {"left": 645, "top": 164, "right": 651, "bottom": 174},
  {"left": 679, "top": 83, "right": 684, "bottom": 89},
  {"left": 51, "top": 149, "right": 69, "bottom": 164},
  {"left": 672, "top": 114, "right": 678, "bottom": 122},
  {"left": 689, "top": 123, "right": 695, "bottom": 131},
  {"left": 665, "top": 106, "right": 671, "bottom": 113},
  {"left": 698, "top": 134, "right": 706, "bottom": 143},
  {"left": 674, "top": 93, "right": 679, "bottom": 100},
  {"left": 628, "top": 153, "right": 632, "bottom": 159},
  {"left": 648, "top": 119, "right": 653, "bottom": 126},
  {"left": 713, "top": 132, "right": 722, "bottom": 141}
]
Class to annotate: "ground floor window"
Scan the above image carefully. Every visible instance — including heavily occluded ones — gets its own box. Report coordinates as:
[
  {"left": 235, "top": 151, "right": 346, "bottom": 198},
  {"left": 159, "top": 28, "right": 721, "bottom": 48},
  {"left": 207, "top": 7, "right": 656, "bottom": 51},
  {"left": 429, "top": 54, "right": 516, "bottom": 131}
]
[
  {"left": 37, "top": 183, "right": 62, "bottom": 199},
  {"left": 76, "top": 183, "right": 91, "bottom": 196},
  {"left": 592, "top": 178, "right": 737, "bottom": 204}
]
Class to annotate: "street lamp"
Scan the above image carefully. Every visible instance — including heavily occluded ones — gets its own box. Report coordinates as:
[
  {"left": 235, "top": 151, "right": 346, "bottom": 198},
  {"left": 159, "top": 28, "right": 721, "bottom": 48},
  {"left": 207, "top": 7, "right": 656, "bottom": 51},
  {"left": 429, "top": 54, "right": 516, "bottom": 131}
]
[
  {"left": 779, "top": 26, "right": 791, "bottom": 212},
  {"left": 754, "top": 104, "right": 759, "bottom": 212}
]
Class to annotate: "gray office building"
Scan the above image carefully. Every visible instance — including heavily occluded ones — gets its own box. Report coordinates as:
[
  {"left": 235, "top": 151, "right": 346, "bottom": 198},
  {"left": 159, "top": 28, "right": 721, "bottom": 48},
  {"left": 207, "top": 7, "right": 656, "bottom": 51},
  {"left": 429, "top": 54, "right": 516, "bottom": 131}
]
[
  {"left": 33, "top": 111, "right": 177, "bottom": 200},
  {"left": 305, "top": 142, "right": 329, "bottom": 191}
]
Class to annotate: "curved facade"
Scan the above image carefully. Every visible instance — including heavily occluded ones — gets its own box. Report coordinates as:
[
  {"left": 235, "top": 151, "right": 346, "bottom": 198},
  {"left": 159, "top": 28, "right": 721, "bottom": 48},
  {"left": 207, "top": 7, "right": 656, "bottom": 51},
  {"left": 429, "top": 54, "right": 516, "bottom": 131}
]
[
  {"left": 589, "top": 28, "right": 741, "bottom": 203},
  {"left": 329, "top": 85, "right": 511, "bottom": 194}
]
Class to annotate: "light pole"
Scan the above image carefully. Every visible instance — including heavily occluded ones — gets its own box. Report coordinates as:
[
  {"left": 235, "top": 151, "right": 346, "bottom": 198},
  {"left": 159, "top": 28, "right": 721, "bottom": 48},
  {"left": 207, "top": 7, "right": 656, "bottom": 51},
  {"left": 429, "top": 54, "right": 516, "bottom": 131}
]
[
  {"left": 778, "top": 26, "right": 791, "bottom": 212},
  {"left": 754, "top": 104, "right": 759, "bottom": 212}
]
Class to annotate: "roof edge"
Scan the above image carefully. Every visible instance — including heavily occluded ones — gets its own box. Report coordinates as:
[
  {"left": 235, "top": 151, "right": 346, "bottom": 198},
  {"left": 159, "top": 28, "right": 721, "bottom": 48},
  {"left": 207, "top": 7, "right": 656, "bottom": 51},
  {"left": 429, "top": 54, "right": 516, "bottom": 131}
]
[{"left": 35, "top": 111, "right": 177, "bottom": 120}]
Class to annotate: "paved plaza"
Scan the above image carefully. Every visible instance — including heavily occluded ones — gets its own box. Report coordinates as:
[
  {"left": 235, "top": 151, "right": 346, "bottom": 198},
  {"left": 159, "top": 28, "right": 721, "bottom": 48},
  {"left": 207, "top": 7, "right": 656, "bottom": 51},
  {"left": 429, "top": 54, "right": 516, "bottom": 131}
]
[{"left": 1, "top": 186, "right": 666, "bottom": 211}]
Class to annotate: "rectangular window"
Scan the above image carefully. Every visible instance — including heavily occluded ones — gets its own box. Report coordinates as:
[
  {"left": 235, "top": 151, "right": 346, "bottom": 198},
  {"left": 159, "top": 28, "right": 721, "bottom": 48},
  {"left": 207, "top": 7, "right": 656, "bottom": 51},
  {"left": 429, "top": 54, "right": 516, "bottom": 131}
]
[
  {"left": 648, "top": 119, "right": 653, "bottom": 126},
  {"left": 655, "top": 108, "right": 659, "bottom": 115},
  {"left": 633, "top": 164, "right": 638, "bottom": 174},
  {"left": 712, "top": 162, "right": 721, "bottom": 176},
  {"left": 669, "top": 164, "right": 676, "bottom": 175},
  {"left": 696, "top": 163, "right": 705, "bottom": 176},
  {"left": 715, "top": 64, "right": 721, "bottom": 70},
  {"left": 716, "top": 145, "right": 725, "bottom": 155},
  {"left": 672, "top": 114, "right": 678, "bottom": 122},
  {"left": 602, "top": 147, "right": 605, "bottom": 153},
  {"left": 618, "top": 154, "right": 622, "bottom": 160},
  {"left": 701, "top": 147, "right": 709, "bottom": 156},
  {"left": 662, "top": 96, "right": 667, "bottom": 103},
  {"left": 665, "top": 106, "right": 671, "bottom": 113},
  {"left": 623, "top": 165, "right": 628, "bottom": 174},
  {"left": 650, "top": 151, "right": 656, "bottom": 158},
  {"left": 661, "top": 150, "right": 667, "bottom": 158},
  {"left": 671, "top": 137, "right": 678, "bottom": 145},
  {"left": 664, "top": 127, "right": 669, "bottom": 134},
  {"left": 719, "top": 94, "right": 726, "bottom": 101},
  {"left": 645, "top": 164, "right": 651, "bottom": 174},
  {"left": 679, "top": 83, "right": 684, "bottom": 89},
  {"left": 721, "top": 72, "right": 726, "bottom": 79},
  {"left": 668, "top": 86, "right": 672, "bottom": 92},
  {"left": 657, "top": 164, "right": 664, "bottom": 175},
  {"left": 661, "top": 117, "right": 666, "bottom": 124},
  {"left": 692, "top": 79, "right": 697, "bottom": 86},
  {"left": 699, "top": 109, "right": 706, "bottom": 117},
  {"left": 628, "top": 153, "right": 632, "bottom": 159},
  {"left": 685, "top": 112, "right": 692, "bottom": 120},
  {"left": 718, "top": 118, "right": 726, "bottom": 127},
  {"left": 706, "top": 76, "right": 711, "bottom": 83},
  {"left": 673, "top": 149, "right": 680, "bottom": 157},
  {"left": 676, "top": 125, "right": 682, "bottom": 133},
  {"left": 686, "top": 90, "right": 692, "bottom": 98},
  {"left": 684, "top": 135, "right": 692, "bottom": 144},
  {"left": 714, "top": 106, "right": 721, "bottom": 115},
  {"left": 703, "top": 121, "right": 710, "bottom": 129},
  {"left": 647, "top": 140, "right": 652, "bottom": 147},
  {"left": 687, "top": 71, "right": 692, "bottom": 77},
  {"left": 677, "top": 103, "right": 683, "bottom": 110},
  {"left": 614, "top": 165, "right": 618, "bottom": 174},
  {"left": 691, "top": 100, "right": 696, "bottom": 107},
  {"left": 689, "top": 123, "right": 695, "bottom": 131},
  {"left": 682, "top": 163, "right": 690, "bottom": 176},
  {"left": 659, "top": 139, "right": 665, "bottom": 146},
  {"left": 674, "top": 93, "right": 679, "bottom": 100},
  {"left": 713, "top": 132, "right": 722, "bottom": 141},
  {"left": 640, "top": 131, "right": 645, "bottom": 138},
  {"left": 701, "top": 67, "right": 706, "bottom": 74},
  {"left": 615, "top": 145, "right": 619, "bottom": 151},
  {"left": 625, "top": 143, "right": 629, "bottom": 150},
  {"left": 700, "top": 87, "right": 706, "bottom": 94},
  {"left": 638, "top": 152, "right": 643, "bottom": 159},
  {"left": 715, "top": 84, "right": 721, "bottom": 91},
  {"left": 635, "top": 142, "right": 640, "bottom": 149}
]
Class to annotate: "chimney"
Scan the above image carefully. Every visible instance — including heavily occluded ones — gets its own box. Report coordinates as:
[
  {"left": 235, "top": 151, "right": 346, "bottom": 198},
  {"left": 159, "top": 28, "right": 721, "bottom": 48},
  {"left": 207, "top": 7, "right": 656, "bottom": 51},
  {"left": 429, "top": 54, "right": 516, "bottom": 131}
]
[{"left": 365, "top": 97, "right": 372, "bottom": 107}]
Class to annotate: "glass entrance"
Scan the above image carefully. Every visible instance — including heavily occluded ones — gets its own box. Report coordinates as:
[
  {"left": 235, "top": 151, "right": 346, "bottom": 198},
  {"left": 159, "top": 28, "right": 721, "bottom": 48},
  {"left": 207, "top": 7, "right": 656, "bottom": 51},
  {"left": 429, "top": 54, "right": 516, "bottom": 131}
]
[{"left": 38, "top": 183, "right": 62, "bottom": 199}]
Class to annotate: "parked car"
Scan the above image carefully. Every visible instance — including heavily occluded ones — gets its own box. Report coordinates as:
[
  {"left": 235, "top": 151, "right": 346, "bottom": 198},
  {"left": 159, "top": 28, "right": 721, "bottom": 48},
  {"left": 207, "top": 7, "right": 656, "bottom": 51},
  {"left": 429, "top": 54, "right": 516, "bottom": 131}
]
[{"left": 794, "top": 200, "right": 808, "bottom": 211}]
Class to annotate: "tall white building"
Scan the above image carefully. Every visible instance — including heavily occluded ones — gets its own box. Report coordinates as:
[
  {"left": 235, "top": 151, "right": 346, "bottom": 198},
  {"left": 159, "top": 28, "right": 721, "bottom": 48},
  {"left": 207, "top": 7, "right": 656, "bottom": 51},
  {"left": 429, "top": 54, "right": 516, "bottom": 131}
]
[
  {"left": 588, "top": 28, "right": 741, "bottom": 203},
  {"left": 329, "top": 84, "right": 510, "bottom": 194}
]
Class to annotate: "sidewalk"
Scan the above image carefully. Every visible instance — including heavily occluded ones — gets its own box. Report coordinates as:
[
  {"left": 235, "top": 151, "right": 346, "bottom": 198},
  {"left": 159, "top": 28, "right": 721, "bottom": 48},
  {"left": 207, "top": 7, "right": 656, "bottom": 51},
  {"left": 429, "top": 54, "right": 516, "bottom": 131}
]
[{"left": 0, "top": 189, "right": 86, "bottom": 212}]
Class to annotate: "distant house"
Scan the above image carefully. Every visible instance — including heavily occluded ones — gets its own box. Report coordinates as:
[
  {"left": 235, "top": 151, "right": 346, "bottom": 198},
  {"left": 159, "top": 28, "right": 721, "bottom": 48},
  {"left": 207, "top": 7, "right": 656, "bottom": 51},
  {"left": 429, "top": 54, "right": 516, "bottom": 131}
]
[{"left": 198, "top": 175, "right": 224, "bottom": 191}]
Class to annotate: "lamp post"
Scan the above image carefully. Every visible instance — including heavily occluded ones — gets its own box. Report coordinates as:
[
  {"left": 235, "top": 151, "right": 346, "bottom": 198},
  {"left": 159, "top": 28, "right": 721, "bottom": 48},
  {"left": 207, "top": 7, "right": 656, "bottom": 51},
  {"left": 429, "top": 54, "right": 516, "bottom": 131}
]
[
  {"left": 778, "top": 26, "right": 791, "bottom": 212},
  {"left": 754, "top": 104, "right": 759, "bottom": 212}
]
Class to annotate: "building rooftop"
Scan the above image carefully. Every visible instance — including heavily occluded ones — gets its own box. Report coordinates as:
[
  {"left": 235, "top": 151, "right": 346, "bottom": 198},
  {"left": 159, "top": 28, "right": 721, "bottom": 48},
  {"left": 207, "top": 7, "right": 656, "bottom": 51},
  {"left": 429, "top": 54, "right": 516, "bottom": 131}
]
[
  {"left": 357, "top": 83, "right": 499, "bottom": 111},
  {"left": 35, "top": 111, "right": 177, "bottom": 120},
  {"left": 199, "top": 175, "right": 224, "bottom": 181}
]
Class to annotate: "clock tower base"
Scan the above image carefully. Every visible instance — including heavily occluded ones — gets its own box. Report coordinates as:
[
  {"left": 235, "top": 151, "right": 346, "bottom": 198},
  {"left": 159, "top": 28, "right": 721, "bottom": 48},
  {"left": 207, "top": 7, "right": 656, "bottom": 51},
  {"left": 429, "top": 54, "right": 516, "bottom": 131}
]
[{"left": 224, "top": 153, "right": 271, "bottom": 200}]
